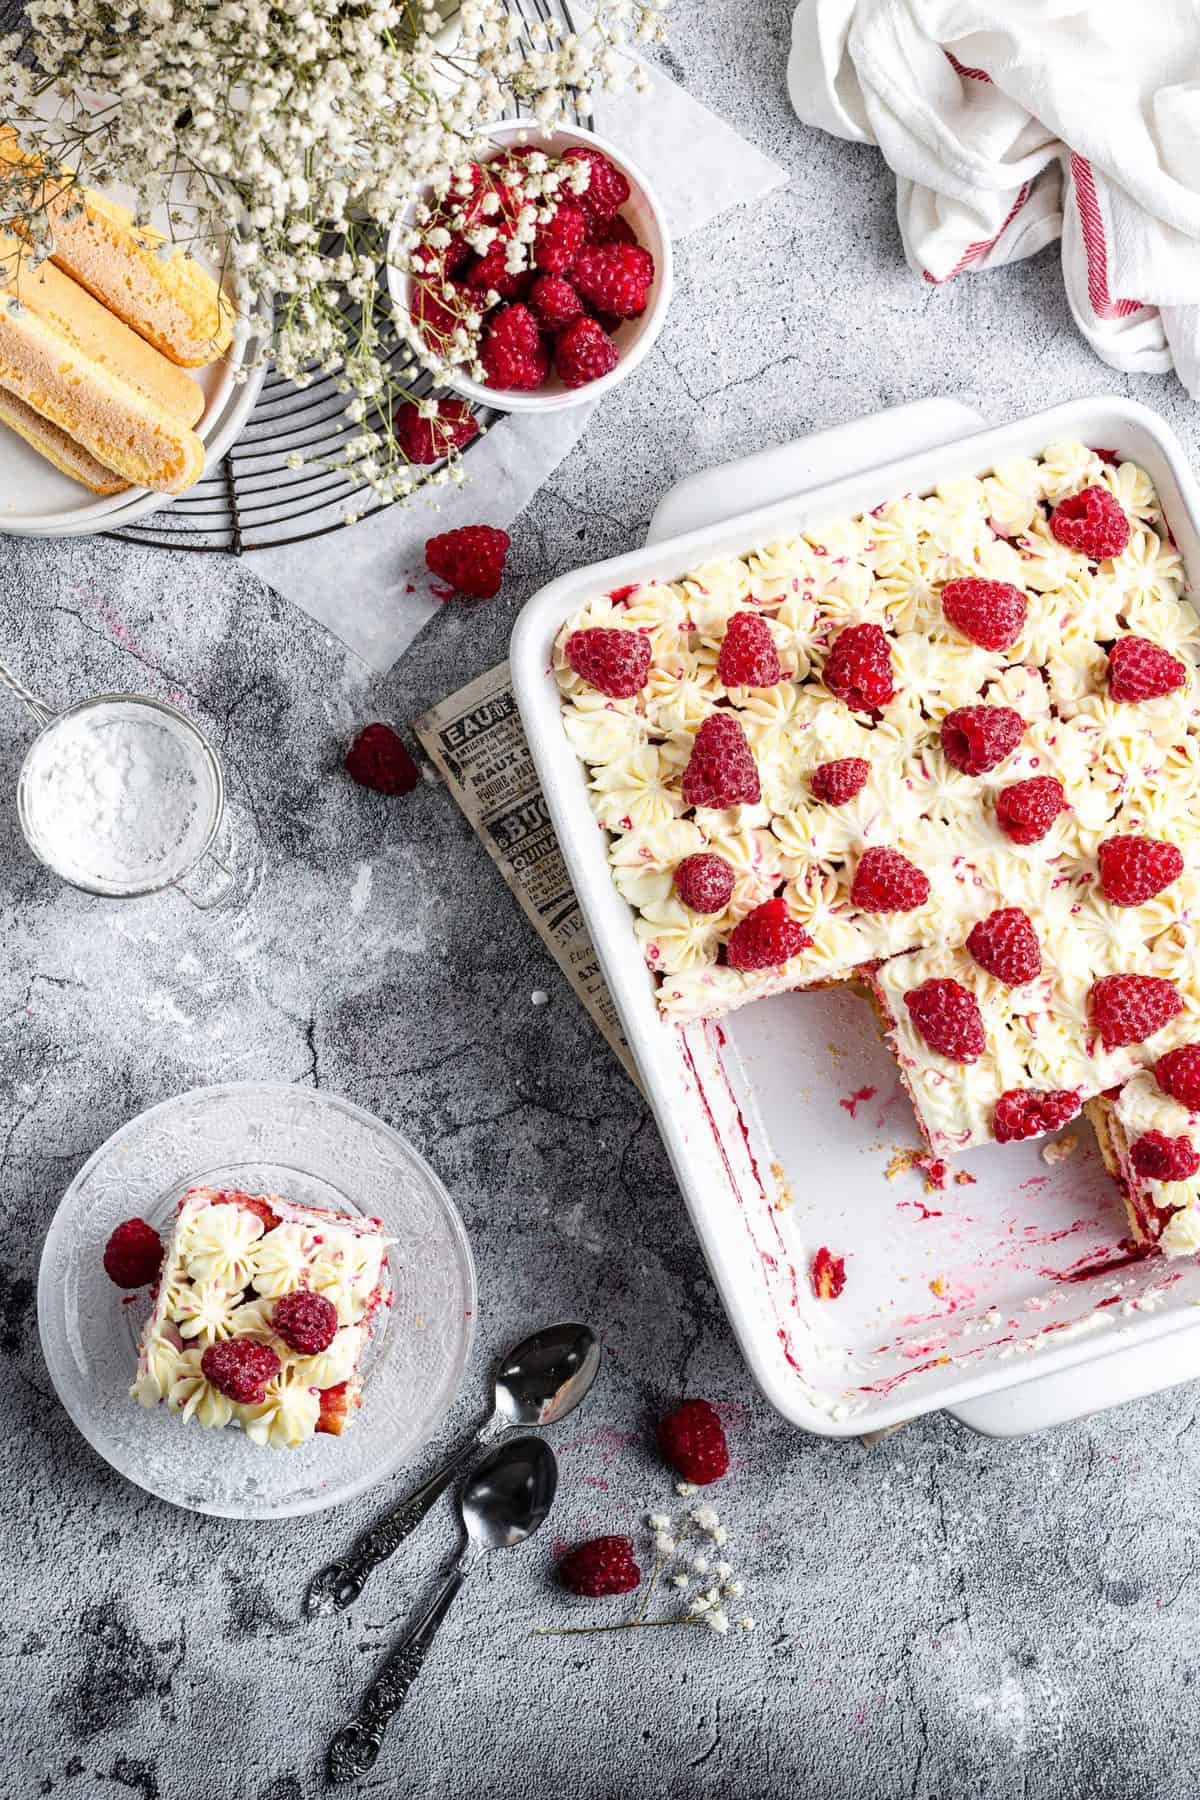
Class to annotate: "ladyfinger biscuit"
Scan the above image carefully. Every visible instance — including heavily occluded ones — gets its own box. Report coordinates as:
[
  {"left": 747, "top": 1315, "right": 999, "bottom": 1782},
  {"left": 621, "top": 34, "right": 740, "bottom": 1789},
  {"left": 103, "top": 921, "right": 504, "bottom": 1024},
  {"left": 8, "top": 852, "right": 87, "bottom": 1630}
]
[
  {"left": 0, "top": 231, "right": 203, "bottom": 425},
  {"left": 0, "top": 387, "right": 128, "bottom": 495},
  {"left": 0, "top": 303, "right": 204, "bottom": 493},
  {"left": 0, "top": 133, "right": 234, "bottom": 367}
]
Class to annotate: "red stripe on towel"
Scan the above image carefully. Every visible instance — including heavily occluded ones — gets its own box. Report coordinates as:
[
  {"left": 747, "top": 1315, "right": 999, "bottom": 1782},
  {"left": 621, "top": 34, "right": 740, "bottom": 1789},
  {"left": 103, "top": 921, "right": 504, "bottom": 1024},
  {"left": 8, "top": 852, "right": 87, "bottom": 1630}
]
[
  {"left": 1070, "top": 153, "right": 1144, "bottom": 318},
  {"left": 944, "top": 49, "right": 991, "bottom": 83},
  {"left": 921, "top": 181, "right": 1032, "bottom": 284}
]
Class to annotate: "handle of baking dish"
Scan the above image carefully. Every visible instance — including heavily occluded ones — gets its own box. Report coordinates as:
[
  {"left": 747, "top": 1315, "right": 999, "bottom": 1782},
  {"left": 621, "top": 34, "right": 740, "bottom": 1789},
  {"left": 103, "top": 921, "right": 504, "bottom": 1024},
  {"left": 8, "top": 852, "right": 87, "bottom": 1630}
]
[{"left": 947, "top": 1329, "right": 1200, "bottom": 1438}]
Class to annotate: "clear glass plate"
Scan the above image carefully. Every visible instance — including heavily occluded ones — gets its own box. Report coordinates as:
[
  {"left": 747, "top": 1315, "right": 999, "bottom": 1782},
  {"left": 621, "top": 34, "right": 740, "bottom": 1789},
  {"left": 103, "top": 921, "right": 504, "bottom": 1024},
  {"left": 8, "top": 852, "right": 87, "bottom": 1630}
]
[{"left": 37, "top": 1083, "right": 477, "bottom": 1518}]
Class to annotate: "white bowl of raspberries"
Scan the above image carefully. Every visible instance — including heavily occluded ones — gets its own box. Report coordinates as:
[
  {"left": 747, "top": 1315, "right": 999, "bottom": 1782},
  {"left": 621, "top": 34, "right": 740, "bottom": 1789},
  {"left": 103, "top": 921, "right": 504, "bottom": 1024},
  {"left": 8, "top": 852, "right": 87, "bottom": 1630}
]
[{"left": 388, "top": 121, "right": 672, "bottom": 414}]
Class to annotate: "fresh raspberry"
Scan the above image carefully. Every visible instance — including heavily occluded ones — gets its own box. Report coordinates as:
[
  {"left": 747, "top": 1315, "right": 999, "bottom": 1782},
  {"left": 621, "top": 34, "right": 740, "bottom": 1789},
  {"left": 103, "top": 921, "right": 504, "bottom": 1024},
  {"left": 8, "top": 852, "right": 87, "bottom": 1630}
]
[
  {"left": 941, "top": 705, "right": 1024, "bottom": 775},
  {"left": 564, "top": 626, "right": 651, "bottom": 698},
  {"left": 966, "top": 907, "right": 1042, "bottom": 986},
  {"left": 481, "top": 303, "right": 549, "bottom": 390},
  {"left": 1108, "top": 635, "right": 1188, "bottom": 703},
  {"left": 464, "top": 246, "right": 531, "bottom": 304},
  {"left": 941, "top": 578, "right": 1028, "bottom": 651},
  {"left": 533, "top": 200, "right": 587, "bottom": 274},
  {"left": 102, "top": 1218, "right": 163, "bottom": 1289},
  {"left": 211, "top": 1190, "right": 282, "bottom": 1231},
  {"left": 201, "top": 1339, "right": 281, "bottom": 1405},
  {"left": 587, "top": 213, "right": 637, "bottom": 247},
  {"left": 1155, "top": 1044, "right": 1200, "bottom": 1110},
  {"left": 557, "top": 1536, "right": 641, "bottom": 1597},
  {"left": 272, "top": 1290, "right": 339, "bottom": 1356},
  {"left": 563, "top": 145, "right": 631, "bottom": 218},
  {"left": 674, "top": 852, "right": 735, "bottom": 915},
  {"left": 395, "top": 397, "right": 478, "bottom": 465},
  {"left": 1097, "top": 835, "right": 1183, "bottom": 907},
  {"left": 811, "top": 1246, "right": 846, "bottom": 1300},
  {"left": 425, "top": 525, "right": 510, "bottom": 599},
  {"left": 726, "top": 897, "right": 812, "bottom": 970},
  {"left": 1130, "top": 1131, "right": 1200, "bottom": 1183},
  {"left": 995, "top": 776, "right": 1068, "bottom": 844},
  {"left": 1090, "top": 973, "right": 1182, "bottom": 1049},
  {"left": 993, "top": 1088, "right": 1082, "bottom": 1143},
  {"left": 717, "top": 611, "right": 783, "bottom": 688},
  {"left": 656, "top": 1398, "right": 729, "bottom": 1485},
  {"left": 410, "top": 279, "right": 467, "bottom": 353},
  {"left": 572, "top": 242, "right": 653, "bottom": 319},
  {"left": 904, "top": 979, "right": 986, "bottom": 1062},
  {"left": 681, "top": 713, "right": 761, "bottom": 810},
  {"left": 529, "top": 273, "right": 584, "bottom": 331},
  {"left": 1048, "top": 486, "right": 1131, "bottom": 560},
  {"left": 345, "top": 723, "right": 421, "bottom": 796},
  {"left": 554, "top": 315, "right": 619, "bottom": 389},
  {"left": 811, "top": 757, "right": 870, "bottom": 805},
  {"left": 823, "top": 622, "right": 895, "bottom": 712},
  {"left": 850, "top": 846, "right": 930, "bottom": 913}
]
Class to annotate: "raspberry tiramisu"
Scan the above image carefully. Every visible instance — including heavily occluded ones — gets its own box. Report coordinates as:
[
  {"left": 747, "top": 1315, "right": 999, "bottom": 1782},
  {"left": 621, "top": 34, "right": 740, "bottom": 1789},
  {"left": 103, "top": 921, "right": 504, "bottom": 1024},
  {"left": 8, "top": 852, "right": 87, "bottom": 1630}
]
[
  {"left": 554, "top": 442, "right": 1200, "bottom": 1251},
  {"left": 118, "top": 1186, "right": 390, "bottom": 1448}
]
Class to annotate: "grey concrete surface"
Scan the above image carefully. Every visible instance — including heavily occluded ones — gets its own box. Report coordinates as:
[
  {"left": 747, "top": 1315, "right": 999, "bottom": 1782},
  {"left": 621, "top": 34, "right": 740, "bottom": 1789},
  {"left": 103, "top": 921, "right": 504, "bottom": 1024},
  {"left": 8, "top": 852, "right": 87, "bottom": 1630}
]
[{"left": 2, "top": 3, "right": 1200, "bottom": 1796}]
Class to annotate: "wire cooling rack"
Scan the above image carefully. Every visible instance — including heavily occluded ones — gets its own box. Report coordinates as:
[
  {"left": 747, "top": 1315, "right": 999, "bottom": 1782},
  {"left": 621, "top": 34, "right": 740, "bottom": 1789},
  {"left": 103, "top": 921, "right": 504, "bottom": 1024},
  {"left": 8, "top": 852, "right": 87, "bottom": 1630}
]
[{"left": 110, "top": 1, "right": 578, "bottom": 555}]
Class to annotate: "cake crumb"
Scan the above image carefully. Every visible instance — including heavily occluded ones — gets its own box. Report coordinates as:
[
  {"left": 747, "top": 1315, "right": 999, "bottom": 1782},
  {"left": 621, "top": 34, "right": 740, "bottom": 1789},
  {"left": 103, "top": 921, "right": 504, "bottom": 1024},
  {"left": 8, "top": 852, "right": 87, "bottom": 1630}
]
[
  {"left": 1042, "top": 1132, "right": 1078, "bottom": 1166},
  {"left": 954, "top": 1170, "right": 976, "bottom": 1186},
  {"left": 771, "top": 1161, "right": 794, "bottom": 1211},
  {"left": 929, "top": 1277, "right": 946, "bottom": 1297},
  {"left": 885, "top": 1146, "right": 949, "bottom": 1192}
]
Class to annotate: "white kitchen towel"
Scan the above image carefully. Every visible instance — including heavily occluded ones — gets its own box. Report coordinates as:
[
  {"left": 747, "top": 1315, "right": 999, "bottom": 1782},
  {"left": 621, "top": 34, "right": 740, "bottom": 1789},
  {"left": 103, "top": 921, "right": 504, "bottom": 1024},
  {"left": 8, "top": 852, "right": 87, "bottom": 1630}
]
[
  {"left": 787, "top": 0, "right": 1200, "bottom": 394},
  {"left": 253, "top": 66, "right": 785, "bottom": 672}
]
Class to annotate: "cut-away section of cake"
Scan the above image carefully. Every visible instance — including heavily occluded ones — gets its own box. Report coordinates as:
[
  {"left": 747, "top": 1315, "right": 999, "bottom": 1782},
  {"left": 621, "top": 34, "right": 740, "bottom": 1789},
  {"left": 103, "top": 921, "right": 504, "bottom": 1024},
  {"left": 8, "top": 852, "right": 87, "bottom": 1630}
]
[
  {"left": 1087, "top": 1073, "right": 1200, "bottom": 1257},
  {"left": 131, "top": 1186, "right": 391, "bottom": 1448}
]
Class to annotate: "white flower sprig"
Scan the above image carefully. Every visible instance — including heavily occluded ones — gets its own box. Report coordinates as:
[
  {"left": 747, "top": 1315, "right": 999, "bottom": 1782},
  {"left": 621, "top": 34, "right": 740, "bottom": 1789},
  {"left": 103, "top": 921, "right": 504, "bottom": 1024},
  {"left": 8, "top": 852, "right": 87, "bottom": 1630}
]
[
  {"left": 533, "top": 1501, "right": 754, "bottom": 1640},
  {"left": 0, "top": 0, "right": 668, "bottom": 514}
]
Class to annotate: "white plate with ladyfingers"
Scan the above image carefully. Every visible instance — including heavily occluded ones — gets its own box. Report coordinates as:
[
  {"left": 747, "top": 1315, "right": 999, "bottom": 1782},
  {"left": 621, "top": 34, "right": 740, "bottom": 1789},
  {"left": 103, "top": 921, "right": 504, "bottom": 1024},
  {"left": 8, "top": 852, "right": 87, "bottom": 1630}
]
[{"left": 0, "top": 131, "right": 266, "bottom": 536}]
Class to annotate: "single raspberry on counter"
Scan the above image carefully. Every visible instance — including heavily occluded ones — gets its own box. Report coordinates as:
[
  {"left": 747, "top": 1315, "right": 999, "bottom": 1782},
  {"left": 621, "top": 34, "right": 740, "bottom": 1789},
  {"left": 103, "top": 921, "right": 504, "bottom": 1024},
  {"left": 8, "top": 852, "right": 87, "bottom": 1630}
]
[
  {"left": 572, "top": 242, "right": 653, "bottom": 319},
  {"left": 1090, "top": 973, "right": 1182, "bottom": 1049},
  {"left": 345, "top": 723, "right": 421, "bottom": 796},
  {"left": 941, "top": 705, "right": 1024, "bottom": 776},
  {"left": 657, "top": 1398, "right": 729, "bottom": 1485},
  {"left": 941, "top": 578, "right": 1028, "bottom": 651},
  {"left": 201, "top": 1339, "right": 281, "bottom": 1405},
  {"left": 811, "top": 757, "right": 870, "bottom": 805},
  {"left": 563, "top": 145, "right": 631, "bottom": 218},
  {"left": 811, "top": 1246, "right": 846, "bottom": 1300},
  {"left": 717, "top": 610, "right": 783, "bottom": 688},
  {"left": 425, "top": 525, "right": 511, "bottom": 599},
  {"left": 587, "top": 213, "right": 637, "bottom": 247},
  {"left": 993, "top": 1088, "right": 1082, "bottom": 1143},
  {"left": 464, "top": 246, "right": 531, "bottom": 303},
  {"left": 273, "top": 1290, "right": 339, "bottom": 1356},
  {"left": 966, "top": 907, "right": 1042, "bottom": 987},
  {"left": 211, "top": 1190, "right": 282, "bottom": 1231},
  {"left": 995, "top": 776, "right": 1068, "bottom": 844},
  {"left": 564, "top": 626, "right": 651, "bottom": 698},
  {"left": 822, "top": 622, "right": 895, "bottom": 712},
  {"left": 726, "top": 897, "right": 812, "bottom": 970},
  {"left": 850, "top": 846, "right": 930, "bottom": 913},
  {"left": 1108, "top": 635, "right": 1188, "bottom": 703},
  {"left": 395, "top": 397, "right": 478, "bottom": 465},
  {"left": 1130, "top": 1131, "right": 1200, "bottom": 1183},
  {"left": 554, "top": 316, "right": 619, "bottom": 388},
  {"left": 1048, "top": 486, "right": 1131, "bottom": 560},
  {"left": 102, "top": 1218, "right": 163, "bottom": 1289},
  {"left": 530, "top": 273, "right": 585, "bottom": 332},
  {"left": 557, "top": 1535, "right": 641, "bottom": 1597},
  {"left": 681, "top": 713, "right": 761, "bottom": 810},
  {"left": 481, "top": 303, "right": 549, "bottom": 390},
  {"left": 1155, "top": 1045, "right": 1200, "bottom": 1110},
  {"left": 674, "top": 852, "right": 735, "bottom": 915},
  {"left": 533, "top": 200, "right": 587, "bottom": 274},
  {"left": 1097, "top": 835, "right": 1183, "bottom": 907},
  {"left": 904, "top": 979, "right": 986, "bottom": 1063}
]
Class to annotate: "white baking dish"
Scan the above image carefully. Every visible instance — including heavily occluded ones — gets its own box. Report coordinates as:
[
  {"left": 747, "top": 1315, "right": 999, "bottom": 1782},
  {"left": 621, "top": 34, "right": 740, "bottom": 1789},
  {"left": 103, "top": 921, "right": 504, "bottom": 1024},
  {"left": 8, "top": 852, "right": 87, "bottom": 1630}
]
[{"left": 511, "top": 396, "right": 1200, "bottom": 1438}]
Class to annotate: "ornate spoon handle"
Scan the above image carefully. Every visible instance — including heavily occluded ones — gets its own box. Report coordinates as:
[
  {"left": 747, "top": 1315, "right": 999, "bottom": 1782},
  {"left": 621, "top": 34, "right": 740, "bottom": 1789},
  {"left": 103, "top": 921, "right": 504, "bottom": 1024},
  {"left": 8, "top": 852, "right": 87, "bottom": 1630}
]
[
  {"left": 306, "top": 1417, "right": 504, "bottom": 1618},
  {"left": 0, "top": 657, "right": 54, "bottom": 729},
  {"left": 327, "top": 1553, "right": 476, "bottom": 1784}
]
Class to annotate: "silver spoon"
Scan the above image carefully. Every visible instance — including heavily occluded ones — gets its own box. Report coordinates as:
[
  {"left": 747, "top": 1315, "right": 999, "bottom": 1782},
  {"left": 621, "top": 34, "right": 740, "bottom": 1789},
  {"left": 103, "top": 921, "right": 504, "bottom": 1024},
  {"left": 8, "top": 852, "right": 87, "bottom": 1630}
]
[
  {"left": 306, "top": 1320, "right": 598, "bottom": 1618},
  {"left": 0, "top": 655, "right": 54, "bottom": 728},
  {"left": 326, "top": 1434, "right": 558, "bottom": 1784}
]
